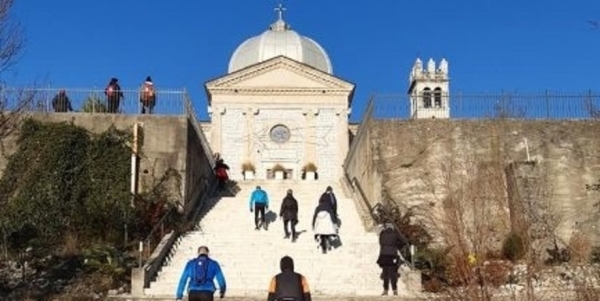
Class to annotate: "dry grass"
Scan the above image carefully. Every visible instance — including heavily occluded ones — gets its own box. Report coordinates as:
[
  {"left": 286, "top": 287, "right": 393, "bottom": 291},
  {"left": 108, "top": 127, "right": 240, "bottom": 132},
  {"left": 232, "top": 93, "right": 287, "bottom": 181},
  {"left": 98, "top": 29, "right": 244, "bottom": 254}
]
[{"left": 410, "top": 125, "right": 600, "bottom": 301}]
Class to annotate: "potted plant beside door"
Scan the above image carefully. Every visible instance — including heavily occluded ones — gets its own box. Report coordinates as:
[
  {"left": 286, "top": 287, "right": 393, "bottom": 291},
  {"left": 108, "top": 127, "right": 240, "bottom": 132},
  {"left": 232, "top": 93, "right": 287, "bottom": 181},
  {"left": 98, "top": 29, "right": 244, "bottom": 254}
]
[
  {"left": 272, "top": 163, "right": 286, "bottom": 180},
  {"left": 241, "top": 161, "right": 256, "bottom": 180},
  {"left": 302, "top": 162, "right": 318, "bottom": 180}
]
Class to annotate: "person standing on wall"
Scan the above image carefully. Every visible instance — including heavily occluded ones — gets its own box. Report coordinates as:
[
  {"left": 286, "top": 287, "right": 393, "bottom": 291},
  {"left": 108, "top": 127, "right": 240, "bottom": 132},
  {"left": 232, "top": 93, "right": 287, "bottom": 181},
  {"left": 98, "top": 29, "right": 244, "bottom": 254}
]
[
  {"left": 280, "top": 189, "right": 299, "bottom": 242},
  {"left": 139, "top": 76, "right": 156, "bottom": 114},
  {"left": 52, "top": 89, "right": 73, "bottom": 112},
  {"left": 249, "top": 185, "right": 269, "bottom": 230},
  {"left": 105, "top": 77, "right": 123, "bottom": 113}
]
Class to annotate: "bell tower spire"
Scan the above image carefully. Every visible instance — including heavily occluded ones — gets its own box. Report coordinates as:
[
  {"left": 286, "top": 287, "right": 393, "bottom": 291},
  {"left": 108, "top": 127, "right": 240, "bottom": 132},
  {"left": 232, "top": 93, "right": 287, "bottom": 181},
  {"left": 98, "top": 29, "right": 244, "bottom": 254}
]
[{"left": 407, "top": 57, "right": 451, "bottom": 119}]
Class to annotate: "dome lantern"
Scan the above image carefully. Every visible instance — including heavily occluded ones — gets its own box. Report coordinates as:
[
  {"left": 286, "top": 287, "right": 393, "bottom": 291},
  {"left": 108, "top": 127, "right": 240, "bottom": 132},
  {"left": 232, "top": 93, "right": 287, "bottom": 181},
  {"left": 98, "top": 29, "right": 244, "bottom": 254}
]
[{"left": 228, "top": 4, "right": 333, "bottom": 74}]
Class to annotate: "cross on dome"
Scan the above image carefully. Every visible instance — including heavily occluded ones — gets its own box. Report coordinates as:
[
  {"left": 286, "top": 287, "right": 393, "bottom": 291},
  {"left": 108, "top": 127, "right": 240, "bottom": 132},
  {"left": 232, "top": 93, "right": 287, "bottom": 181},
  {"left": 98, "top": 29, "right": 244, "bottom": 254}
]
[{"left": 274, "top": 3, "right": 286, "bottom": 21}]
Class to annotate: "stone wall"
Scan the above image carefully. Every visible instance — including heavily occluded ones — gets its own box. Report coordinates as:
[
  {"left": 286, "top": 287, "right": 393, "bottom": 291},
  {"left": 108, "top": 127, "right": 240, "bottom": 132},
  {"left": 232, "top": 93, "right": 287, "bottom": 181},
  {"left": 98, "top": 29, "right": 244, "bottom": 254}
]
[
  {"left": 345, "top": 118, "right": 600, "bottom": 245},
  {"left": 0, "top": 113, "right": 214, "bottom": 217}
]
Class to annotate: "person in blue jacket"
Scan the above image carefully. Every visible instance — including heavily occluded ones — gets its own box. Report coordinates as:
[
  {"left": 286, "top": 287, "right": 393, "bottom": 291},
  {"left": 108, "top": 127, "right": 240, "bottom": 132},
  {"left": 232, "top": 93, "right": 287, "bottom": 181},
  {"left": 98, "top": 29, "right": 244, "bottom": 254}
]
[
  {"left": 176, "top": 245, "right": 226, "bottom": 301},
  {"left": 249, "top": 185, "right": 270, "bottom": 230}
]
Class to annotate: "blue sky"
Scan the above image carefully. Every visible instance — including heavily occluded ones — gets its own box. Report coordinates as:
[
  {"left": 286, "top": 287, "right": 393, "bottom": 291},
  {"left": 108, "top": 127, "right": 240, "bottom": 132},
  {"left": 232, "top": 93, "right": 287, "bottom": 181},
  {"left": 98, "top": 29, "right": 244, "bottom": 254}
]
[{"left": 8, "top": 1, "right": 600, "bottom": 121}]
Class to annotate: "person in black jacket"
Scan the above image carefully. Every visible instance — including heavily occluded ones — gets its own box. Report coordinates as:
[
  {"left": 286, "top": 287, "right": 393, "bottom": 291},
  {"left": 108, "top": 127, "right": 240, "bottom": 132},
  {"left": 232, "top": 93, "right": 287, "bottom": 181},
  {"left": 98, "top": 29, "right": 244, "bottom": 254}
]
[
  {"left": 318, "top": 186, "right": 338, "bottom": 218},
  {"left": 376, "top": 221, "right": 407, "bottom": 296},
  {"left": 104, "top": 77, "right": 124, "bottom": 113},
  {"left": 280, "top": 189, "right": 299, "bottom": 242},
  {"left": 52, "top": 89, "right": 73, "bottom": 112},
  {"left": 267, "top": 256, "right": 311, "bottom": 301}
]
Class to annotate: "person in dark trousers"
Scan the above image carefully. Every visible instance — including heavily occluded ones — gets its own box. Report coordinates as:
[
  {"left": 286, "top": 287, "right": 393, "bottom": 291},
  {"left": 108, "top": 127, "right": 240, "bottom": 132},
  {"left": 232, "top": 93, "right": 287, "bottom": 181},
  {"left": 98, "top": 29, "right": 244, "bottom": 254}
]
[
  {"left": 104, "top": 77, "right": 124, "bottom": 113},
  {"left": 376, "top": 221, "right": 407, "bottom": 296},
  {"left": 52, "top": 89, "right": 73, "bottom": 112},
  {"left": 280, "top": 189, "right": 299, "bottom": 242},
  {"left": 176, "top": 245, "right": 226, "bottom": 301},
  {"left": 312, "top": 197, "right": 338, "bottom": 254},
  {"left": 319, "top": 186, "right": 338, "bottom": 219},
  {"left": 139, "top": 76, "right": 156, "bottom": 114},
  {"left": 249, "top": 185, "right": 269, "bottom": 230},
  {"left": 267, "top": 256, "right": 312, "bottom": 301},
  {"left": 213, "top": 158, "right": 230, "bottom": 191}
]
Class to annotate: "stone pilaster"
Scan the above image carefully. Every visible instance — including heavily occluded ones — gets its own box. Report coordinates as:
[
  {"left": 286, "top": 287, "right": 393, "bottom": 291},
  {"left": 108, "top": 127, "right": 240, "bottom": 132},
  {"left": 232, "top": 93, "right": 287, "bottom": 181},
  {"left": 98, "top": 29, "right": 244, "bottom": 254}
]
[
  {"left": 210, "top": 106, "right": 227, "bottom": 154},
  {"left": 336, "top": 108, "right": 350, "bottom": 177},
  {"left": 303, "top": 109, "right": 319, "bottom": 166}
]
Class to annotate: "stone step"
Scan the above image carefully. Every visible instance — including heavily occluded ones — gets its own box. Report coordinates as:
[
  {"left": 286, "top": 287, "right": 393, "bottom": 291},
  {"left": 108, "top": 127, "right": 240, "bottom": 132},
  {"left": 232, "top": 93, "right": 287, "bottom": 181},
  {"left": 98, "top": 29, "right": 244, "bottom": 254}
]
[{"left": 146, "top": 182, "right": 391, "bottom": 297}]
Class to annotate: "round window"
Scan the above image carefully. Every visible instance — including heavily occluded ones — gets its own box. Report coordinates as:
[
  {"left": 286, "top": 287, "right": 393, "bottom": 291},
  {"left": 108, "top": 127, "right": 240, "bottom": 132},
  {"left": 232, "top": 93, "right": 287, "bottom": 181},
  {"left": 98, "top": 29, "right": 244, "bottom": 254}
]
[{"left": 269, "top": 124, "right": 291, "bottom": 143}]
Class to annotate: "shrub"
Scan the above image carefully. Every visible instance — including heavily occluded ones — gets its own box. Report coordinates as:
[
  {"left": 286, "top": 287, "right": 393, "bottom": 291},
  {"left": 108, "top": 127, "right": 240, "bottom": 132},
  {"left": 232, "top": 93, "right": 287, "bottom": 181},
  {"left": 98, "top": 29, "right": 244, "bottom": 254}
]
[
  {"left": 82, "top": 96, "right": 106, "bottom": 113},
  {"left": 502, "top": 231, "right": 526, "bottom": 262},
  {"left": 241, "top": 161, "right": 255, "bottom": 172},
  {"left": 302, "top": 162, "right": 317, "bottom": 172},
  {"left": 569, "top": 230, "right": 592, "bottom": 264},
  {"left": 272, "top": 163, "right": 285, "bottom": 172}
]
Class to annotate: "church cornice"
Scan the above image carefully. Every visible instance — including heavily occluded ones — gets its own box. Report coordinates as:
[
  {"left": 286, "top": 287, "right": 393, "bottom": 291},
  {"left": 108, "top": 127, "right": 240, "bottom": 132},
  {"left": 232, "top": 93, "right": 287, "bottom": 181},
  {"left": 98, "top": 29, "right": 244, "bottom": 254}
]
[
  {"left": 206, "top": 56, "right": 354, "bottom": 91},
  {"left": 208, "top": 87, "right": 351, "bottom": 96}
]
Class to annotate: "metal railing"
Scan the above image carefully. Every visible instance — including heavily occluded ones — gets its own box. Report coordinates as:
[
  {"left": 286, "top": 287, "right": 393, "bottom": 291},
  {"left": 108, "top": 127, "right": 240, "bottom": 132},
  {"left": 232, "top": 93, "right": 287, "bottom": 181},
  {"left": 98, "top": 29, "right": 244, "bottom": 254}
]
[
  {"left": 183, "top": 92, "right": 216, "bottom": 169},
  {"left": 344, "top": 173, "right": 378, "bottom": 230},
  {"left": 0, "top": 87, "right": 189, "bottom": 115},
  {"left": 371, "top": 91, "right": 600, "bottom": 119}
]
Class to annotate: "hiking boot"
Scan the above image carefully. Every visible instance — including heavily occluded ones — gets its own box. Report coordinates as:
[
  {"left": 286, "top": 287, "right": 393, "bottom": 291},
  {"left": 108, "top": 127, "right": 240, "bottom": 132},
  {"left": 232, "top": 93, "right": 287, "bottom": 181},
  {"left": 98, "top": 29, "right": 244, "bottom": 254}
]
[
  {"left": 255, "top": 226, "right": 260, "bottom": 230},
  {"left": 284, "top": 234, "right": 290, "bottom": 239},
  {"left": 393, "top": 290, "right": 398, "bottom": 296},
  {"left": 381, "top": 290, "right": 388, "bottom": 296}
]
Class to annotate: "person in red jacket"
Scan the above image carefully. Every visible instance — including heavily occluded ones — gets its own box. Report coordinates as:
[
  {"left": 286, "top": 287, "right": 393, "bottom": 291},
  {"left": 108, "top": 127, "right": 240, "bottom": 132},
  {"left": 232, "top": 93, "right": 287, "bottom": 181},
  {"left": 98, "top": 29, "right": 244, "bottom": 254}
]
[{"left": 213, "top": 158, "right": 229, "bottom": 191}]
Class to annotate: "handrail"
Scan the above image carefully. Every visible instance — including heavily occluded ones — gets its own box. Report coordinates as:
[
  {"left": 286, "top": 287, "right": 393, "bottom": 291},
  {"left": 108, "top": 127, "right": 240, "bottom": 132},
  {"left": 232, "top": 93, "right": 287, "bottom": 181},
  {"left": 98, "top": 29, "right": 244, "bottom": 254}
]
[
  {"left": 142, "top": 206, "right": 178, "bottom": 259},
  {"left": 183, "top": 92, "right": 215, "bottom": 169},
  {"left": 371, "top": 201, "right": 415, "bottom": 269},
  {"left": 344, "top": 172, "right": 378, "bottom": 229}
]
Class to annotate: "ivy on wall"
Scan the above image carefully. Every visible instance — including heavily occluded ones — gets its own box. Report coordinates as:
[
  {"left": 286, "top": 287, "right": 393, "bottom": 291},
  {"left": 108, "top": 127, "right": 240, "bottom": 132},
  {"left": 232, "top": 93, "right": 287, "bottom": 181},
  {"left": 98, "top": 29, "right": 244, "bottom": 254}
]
[{"left": 0, "top": 119, "right": 136, "bottom": 255}]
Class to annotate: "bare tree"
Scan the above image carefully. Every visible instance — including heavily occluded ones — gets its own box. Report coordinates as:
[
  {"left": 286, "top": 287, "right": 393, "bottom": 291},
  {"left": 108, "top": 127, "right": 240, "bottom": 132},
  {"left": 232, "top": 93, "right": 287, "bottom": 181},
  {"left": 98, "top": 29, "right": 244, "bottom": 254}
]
[
  {"left": 0, "top": 0, "right": 31, "bottom": 147},
  {"left": 0, "top": 0, "right": 22, "bottom": 74}
]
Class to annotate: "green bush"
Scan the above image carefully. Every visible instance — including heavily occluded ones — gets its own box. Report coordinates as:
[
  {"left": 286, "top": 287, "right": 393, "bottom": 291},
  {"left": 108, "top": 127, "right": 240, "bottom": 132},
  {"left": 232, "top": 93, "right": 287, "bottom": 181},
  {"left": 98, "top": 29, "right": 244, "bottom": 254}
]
[
  {"left": 502, "top": 231, "right": 526, "bottom": 262},
  {"left": 82, "top": 96, "right": 106, "bottom": 113}
]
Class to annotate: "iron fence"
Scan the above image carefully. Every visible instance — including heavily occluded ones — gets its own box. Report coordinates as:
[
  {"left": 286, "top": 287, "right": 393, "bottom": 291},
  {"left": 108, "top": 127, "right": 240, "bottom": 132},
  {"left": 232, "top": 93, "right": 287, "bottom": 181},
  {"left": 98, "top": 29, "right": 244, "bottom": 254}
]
[
  {"left": 0, "top": 87, "right": 189, "bottom": 115},
  {"left": 370, "top": 91, "right": 600, "bottom": 120}
]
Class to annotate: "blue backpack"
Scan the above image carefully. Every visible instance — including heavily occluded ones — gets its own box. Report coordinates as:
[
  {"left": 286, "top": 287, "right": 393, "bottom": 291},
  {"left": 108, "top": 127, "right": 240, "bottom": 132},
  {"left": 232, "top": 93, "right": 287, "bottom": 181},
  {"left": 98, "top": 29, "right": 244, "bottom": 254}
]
[{"left": 193, "top": 257, "right": 211, "bottom": 285}]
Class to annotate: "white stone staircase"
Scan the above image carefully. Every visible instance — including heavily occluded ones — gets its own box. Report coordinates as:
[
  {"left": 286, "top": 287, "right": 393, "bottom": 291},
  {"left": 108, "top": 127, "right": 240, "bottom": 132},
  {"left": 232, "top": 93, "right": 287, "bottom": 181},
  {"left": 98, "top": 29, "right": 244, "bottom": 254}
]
[{"left": 144, "top": 180, "right": 411, "bottom": 298}]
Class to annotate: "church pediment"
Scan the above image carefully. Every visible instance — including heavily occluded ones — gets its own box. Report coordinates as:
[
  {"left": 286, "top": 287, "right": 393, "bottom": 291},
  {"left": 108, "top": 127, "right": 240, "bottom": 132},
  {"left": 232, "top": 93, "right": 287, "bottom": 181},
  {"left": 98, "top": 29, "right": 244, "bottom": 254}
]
[{"left": 205, "top": 56, "right": 354, "bottom": 94}]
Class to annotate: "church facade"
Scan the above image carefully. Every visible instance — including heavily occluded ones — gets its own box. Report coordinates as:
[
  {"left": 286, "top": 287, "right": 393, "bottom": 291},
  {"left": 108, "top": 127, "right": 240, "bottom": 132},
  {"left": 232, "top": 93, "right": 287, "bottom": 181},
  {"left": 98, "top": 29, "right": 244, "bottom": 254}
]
[
  {"left": 204, "top": 10, "right": 354, "bottom": 181},
  {"left": 202, "top": 7, "right": 450, "bottom": 181}
]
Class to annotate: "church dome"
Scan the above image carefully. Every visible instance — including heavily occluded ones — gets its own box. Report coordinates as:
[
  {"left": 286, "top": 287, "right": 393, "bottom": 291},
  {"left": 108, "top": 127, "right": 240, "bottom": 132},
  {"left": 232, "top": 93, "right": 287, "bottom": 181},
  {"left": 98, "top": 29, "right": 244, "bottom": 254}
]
[{"left": 228, "top": 10, "right": 333, "bottom": 74}]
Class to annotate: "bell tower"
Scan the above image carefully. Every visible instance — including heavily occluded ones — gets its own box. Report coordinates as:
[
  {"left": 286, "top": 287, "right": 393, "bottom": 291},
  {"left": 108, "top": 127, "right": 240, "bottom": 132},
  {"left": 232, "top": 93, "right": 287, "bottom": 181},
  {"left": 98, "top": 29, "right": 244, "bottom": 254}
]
[{"left": 407, "top": 58, "right": 450, "bottom": 119}]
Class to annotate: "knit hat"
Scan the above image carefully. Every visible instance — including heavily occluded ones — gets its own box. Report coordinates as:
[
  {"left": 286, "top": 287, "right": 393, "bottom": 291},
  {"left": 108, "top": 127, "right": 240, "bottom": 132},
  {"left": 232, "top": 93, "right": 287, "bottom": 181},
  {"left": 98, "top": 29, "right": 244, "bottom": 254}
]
[
  {"left": 287, "top": 189, "right": 293, "bottom": 195},
  {"left": 145, "top": 76, "right": 152, "bottom": 82},
  {"left": 326, "top": 186, "right": 333, "bottom": 192},
  {"left": 198, "top": 245, "right": 210, "bottom": 256},
  {"left": 280, "top": 256, "right": 294, "bottom": 271}
]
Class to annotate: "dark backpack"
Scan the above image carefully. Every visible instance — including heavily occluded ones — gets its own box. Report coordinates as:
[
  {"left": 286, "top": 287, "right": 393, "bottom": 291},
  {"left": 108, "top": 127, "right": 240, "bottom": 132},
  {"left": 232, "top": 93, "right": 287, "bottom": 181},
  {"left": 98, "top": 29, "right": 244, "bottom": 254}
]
[{"left": 193, "top": 257, "right": 211, "bottom": 285}]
